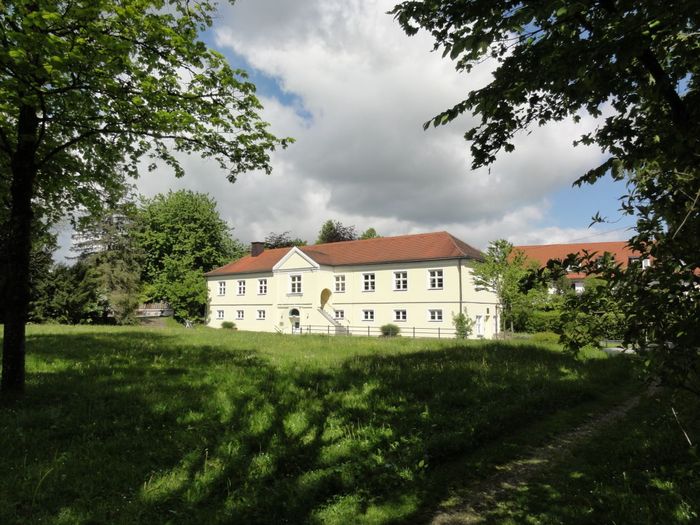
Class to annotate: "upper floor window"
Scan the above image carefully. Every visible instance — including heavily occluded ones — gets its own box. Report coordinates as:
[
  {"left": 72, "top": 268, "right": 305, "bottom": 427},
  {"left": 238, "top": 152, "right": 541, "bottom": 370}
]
[
  {"left": 218, "top": 281, "right": 226, "bottom": 296},
  {"left": 428, "top": 269, "right": 443, "bottom": 290},
  {"left": 428, "top": 309, "right": 443, "bottom": 322},
  {"left": 216, "top": 309, "right": 224, "bottom": 320},
  {"left": 290, "top": 274, "right": 302, "bottom": 294},
  {"left": 237, "top": 280, "right": 246, "bottom": 295},
  {"left": 335, "top": 275, "right": 346, "bottom": 293},
  {"left": 258, "top": 278, "right": 267, "bottom": 295},
  {"left": 394, "top": 271, "right": 408, "bottom": 291},
  {"left": 363, "top": 273, "right": 375, "bottom": 292}
]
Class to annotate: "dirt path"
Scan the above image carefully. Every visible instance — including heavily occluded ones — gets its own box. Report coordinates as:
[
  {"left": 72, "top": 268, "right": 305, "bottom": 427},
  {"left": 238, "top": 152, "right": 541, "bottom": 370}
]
[{"left": 430, "top": 389, "right": 653, "bottom": 524}]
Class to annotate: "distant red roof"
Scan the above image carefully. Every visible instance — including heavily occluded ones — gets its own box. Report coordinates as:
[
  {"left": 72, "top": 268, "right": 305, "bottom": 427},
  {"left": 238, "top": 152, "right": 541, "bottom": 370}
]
[
  {"left": 514, "top": 241, "right": 640, "bottom": 279},
  {"left": 206, "top": 231, "right": 483, "bottom": 277}
]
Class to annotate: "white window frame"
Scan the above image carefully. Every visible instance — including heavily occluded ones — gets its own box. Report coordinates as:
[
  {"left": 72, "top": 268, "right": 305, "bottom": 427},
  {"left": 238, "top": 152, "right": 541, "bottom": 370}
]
[
  {"left": 362, "top": 309, "right": 375, "bottom": 321},
  {"left": 257, "top": 309, "right": 266, "bottom": 320},
  {"left": 237, "top": 280, "right": 246, "bottom": 295},
  {"left": 334, "top": 274, "right": 346, "bottom": 293},
  {"left": 218, "top": 281, "right": 226, "bottom": 296},
  {"left": 258, "top": 278, "right": 267, "bottom": 295},
  {"left": 394, "top": 309, "right": 407, "bottom": 322},
  {"left": 428, "top": 309, "right": 443, "bottom": 322},
  {"left": 216, "top": 309, "right": 224, "bottom": 320},
  {"left": 335, "top": 309, "right": 345, "bottom": 320},
  {"left": 363, "top": 273, "right": 376, "bottom": 292},
  {"left": 290, "top": 274, "right": 302, "bottom": 294},
  {"left": 428, "top": 269, "right": 444, "bottom": 290},
  {"left": 394, "top": 271, "right": 408, "bottom": 291},
  {"left": 236, "top": 310, "right": 244, "bottom": 320}
]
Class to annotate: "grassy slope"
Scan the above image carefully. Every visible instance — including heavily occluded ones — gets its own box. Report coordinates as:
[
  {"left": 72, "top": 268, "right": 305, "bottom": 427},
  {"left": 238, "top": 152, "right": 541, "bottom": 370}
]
[{"left": 0, "top": 325, "right": 675, "bottom": 524}]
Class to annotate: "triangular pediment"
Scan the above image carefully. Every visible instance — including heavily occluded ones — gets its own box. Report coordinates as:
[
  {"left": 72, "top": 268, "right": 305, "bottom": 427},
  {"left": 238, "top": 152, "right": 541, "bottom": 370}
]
[{"left": 272, "top": 246, "right": 320, "bottom": 271}]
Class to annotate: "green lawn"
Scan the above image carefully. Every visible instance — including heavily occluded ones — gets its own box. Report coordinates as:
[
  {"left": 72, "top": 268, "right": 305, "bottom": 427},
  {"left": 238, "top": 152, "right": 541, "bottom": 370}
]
[{"left": 0, "top": 325, "right": 696, "bottom": 524}]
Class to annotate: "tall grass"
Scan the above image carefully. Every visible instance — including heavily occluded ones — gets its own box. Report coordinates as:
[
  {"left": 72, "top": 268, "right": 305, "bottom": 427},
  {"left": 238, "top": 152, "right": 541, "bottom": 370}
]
[{"left": 1, "top": 325, "right": 638, "bottom": 524}]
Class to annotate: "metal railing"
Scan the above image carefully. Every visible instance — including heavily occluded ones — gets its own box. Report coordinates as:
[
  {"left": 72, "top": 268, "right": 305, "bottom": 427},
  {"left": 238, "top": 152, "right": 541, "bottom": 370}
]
[{"left": 291, "top": 324, "right": 460, "bottom": 339}]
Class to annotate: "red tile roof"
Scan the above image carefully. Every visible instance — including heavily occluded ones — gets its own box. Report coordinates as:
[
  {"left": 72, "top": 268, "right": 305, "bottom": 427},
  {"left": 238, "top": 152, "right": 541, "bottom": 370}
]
[
  {"left": 206, "top": 231, "right": 483, "bottom": 277},
  {"left": 514, "top": 241, "right": 640, "bottom": 279}
]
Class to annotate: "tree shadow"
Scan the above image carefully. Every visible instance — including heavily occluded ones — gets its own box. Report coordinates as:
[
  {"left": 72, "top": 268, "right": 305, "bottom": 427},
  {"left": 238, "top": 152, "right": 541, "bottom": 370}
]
[{"left": 0, "top": 332, "right": 635, "bottom": 524}]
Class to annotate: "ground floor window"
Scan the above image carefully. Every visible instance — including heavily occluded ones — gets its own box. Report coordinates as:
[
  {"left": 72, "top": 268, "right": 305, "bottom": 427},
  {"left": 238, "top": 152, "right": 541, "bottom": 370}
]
[
  {"left": 475, "top": 314, "right": 484, "bottom": 336},
  {"left": 428, "top": 309, "right": 443, "bottom": 322},
  {"left": 236, "top": 310, "right": 244, "bottom": 320},
  {"left": 394, "top": 309, "right": 407, "bottom": 321},
  {"left": 257, "top": 309, "right": 266, "bottom": 320},
  {"left": 216, "top": 310, "right": 224, "bottom": 320},
  {"left": 362, "top": 309, "right": 374, "bottom": 321},
  {"left": 335, "top": 309, "right": 345, "bottom": 320}
]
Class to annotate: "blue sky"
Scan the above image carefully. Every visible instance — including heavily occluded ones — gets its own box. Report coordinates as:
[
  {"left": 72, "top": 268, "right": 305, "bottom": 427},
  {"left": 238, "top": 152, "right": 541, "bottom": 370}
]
[{"left": 134, "top": 0, "right": 636, "bottom": 250}]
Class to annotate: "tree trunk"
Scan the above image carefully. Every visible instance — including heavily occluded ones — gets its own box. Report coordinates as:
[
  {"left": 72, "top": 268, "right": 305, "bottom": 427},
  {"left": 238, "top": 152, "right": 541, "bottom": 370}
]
[{"left": 1, "top": 105, "right": 39, "bottom": 395}]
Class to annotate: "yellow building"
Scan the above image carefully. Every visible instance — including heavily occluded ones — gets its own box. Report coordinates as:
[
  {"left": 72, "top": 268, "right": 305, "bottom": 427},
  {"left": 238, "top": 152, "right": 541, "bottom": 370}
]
[{"left": 205, "top": 232, "right": 500, "bottom": 338}]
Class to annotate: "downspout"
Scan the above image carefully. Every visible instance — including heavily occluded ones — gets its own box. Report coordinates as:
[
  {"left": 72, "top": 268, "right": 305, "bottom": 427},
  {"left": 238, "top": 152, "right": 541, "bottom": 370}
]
[{"left": 457, "top": 258, "right": 463, "bottom": 313}]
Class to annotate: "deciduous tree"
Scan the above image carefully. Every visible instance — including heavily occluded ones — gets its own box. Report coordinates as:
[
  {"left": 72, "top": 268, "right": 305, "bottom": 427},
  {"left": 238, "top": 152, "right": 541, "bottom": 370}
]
[
  {"left": 317, "top": 220, "right": 357, "bottom": 244},
  {"left": 0, "top": 0, "right": 289, "bottom": 393},
  {"left": 135, "top": 190, "right": 245, "bottom": 321},
  {"left": 392, "top": 0, "right": 699, "bottom": 393}
]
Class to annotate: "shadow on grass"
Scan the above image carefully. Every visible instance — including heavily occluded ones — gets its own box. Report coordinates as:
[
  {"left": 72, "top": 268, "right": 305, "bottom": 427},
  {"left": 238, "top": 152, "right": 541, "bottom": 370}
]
[{"left": 0, "top": 331, "right": 635, "bottom": 524}]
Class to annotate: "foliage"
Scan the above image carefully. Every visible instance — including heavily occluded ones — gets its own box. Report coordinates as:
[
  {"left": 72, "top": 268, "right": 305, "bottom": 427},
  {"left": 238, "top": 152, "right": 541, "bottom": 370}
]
[
  {"left": 316, "top": 220, "right": 357, "bottom": 244},
  {"left": 392, "top": 0, "right": 699, "bottom": 394},
  {"left": 135, "top": 190, "right": 244, "bottom": 321},
  {"left": 559, "top": 278, "right": 626, "bottom": 353},
  {"left": 473, "top": 240, "right": 537, "bottom": 332},
  {"left": 452, "top": 311, "right": 475, "bottom": 339},
  {"left": 0, "top": 325, "right": 641, "bottom": 524},
  {"left": 72, "top": 196, "right": 143, "bottom": 324},
  {"left": 0, "top": 0, "right": 291, "bottom": 392},
  {"left": 221, "top": 321, "right": 236, "bottom": 330},
  {"left": 380, "top": 323, "right": 401, "bottom": 337},
  {"left": 29, "top": 262, "right": 106, "bottom": 324},
  {"left": 360, "top": 227, "right": 380, "bottom": 240},
  {"left": 264, "top": 231, "right": 307, "bottom": 249},
  {"left": 518, "top": 310, "right": 563, "bottom": 334}
]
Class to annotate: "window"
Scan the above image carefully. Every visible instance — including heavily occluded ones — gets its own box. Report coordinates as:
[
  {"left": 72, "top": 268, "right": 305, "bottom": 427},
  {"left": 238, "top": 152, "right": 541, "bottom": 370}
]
[
  {"left": 642, "top": 258, "right": 651, "bottom": 269},
  {"left": 236, "top": 310, "right": 244, "bottom": 320},
  {"left": 428, "top": 269, "right": 444, "bottom": 289},
  {"left": 218, "top": 281, "right": 226, "bottom": 296},
  {"left": 394, "top": 271, "right": 408, "bottom": 291},
  {"left": 290, "top": 274, "right": 302, "bottom": 294},
  {"left": 258, "top": 278, "right": 267, "bottom": 295},
  {"left": 237, "top": 280, "right": 246, "bottom": 295},
  {"left": 216, "top": 309, "right": 224, "bottom": 320},
  {"left": 335, "top": 309, "right": 345, "bottom": 320},
  {"left": 394, "top": 309, "right": 407, "bottom": 322},
  {"left": 257, "top": 309, "right": 266, "bottom": 320},
  {"left": 363, "top": 309, "right": 375, "bottom": 321},
  {"left": 335, "top": 275, "right": 346, "bottom": 293},
  {"left": 363, "top": 273, "right": 375, "bottom": 292},
  {"left": 428, "top": 309, "right": 443, "bottom": 322},
  {"left": 475, "top": 315, "right": 484, "bottom": 336}
]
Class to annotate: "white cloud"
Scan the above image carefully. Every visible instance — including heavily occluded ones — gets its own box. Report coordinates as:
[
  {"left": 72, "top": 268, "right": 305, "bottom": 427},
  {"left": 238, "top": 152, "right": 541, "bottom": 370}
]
[{"left": 127, "top": 0, "right": 613, "bottom": 251}]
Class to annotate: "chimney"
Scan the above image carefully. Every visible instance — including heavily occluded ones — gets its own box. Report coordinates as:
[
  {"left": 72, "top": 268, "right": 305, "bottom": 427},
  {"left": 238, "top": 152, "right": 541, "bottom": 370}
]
[{"left": 251, "top": 241, "right": 265, "bottom": 257}]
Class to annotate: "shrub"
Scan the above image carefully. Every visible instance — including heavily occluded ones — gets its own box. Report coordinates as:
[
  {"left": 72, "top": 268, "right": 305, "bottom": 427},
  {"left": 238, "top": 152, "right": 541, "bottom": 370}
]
[
  {"left": 221, "top": 321, "right": 236, "bottom": 330},
  {"left": 452, "top": 312, "right": 475, "bottom": 339},
  {"left": 528, "top": 310, "right": 562, "bottom": 333},
  {"left": 380, "top": 324, "right": 400, "bottom": 337}
]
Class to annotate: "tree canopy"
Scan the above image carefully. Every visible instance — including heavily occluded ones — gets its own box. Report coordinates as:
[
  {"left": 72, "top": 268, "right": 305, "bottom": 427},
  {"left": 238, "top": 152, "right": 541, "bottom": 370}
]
[
  {"left": 392, "top": 0, "right": 699, "bottom": 393},
  {"left": 135, "top": 190, "right": 245, "bottom": 321},
  {"left": 317, "top": 220, "right": 357, "bottom": 244},
  {"left": 1, "top": 0, "right": 290, "bottom": 393},
  {"left": 264, "top": 231, "right": 307, "bottom": 249}
]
